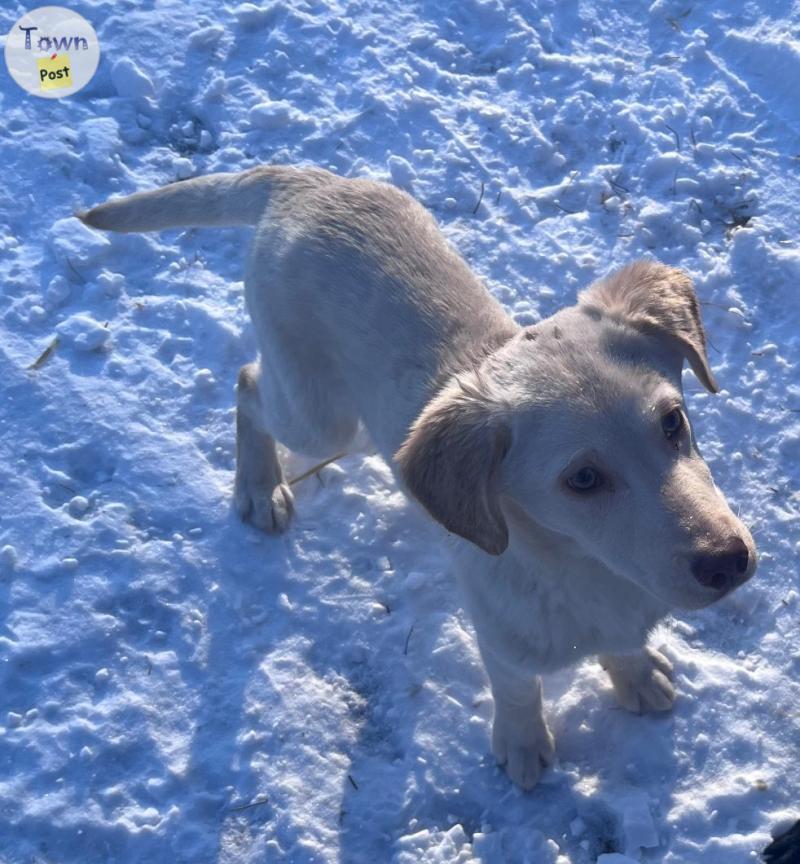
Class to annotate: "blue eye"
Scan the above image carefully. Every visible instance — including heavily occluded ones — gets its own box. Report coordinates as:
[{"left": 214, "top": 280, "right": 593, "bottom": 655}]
[
  {"left": 567, "top": 466, "right": 603, "bottom": 492},
  {"left": 662, "top": 409, "right": 684, "bottom": 439}
]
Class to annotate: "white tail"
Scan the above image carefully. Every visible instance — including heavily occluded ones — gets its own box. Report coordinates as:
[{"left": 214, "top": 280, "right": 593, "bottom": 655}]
[{"left": 77, "top": 165, "right": 293, "bottom": 233}]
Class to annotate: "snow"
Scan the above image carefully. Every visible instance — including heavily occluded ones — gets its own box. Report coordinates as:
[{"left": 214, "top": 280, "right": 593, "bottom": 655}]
[
  {"left": 49, "top": 217, "right": 112, "bottom": 267},
  {"left": 55, "top": 312, "right": 112, "bottom": 351},
  {"left": 249, "top": 100, "right": 313, "bottom": 131},
  {"left": 110, "top": 58, "right": 156, "bottom": 101},
  {"left": 617, "top": 791, "right": 658, "bottom": 856},
  {"left": 1, "top": 0, "right": 798, "bottom": 863},
  {"left": 596, "top": 855, "right": 639, "bottom": 864}
]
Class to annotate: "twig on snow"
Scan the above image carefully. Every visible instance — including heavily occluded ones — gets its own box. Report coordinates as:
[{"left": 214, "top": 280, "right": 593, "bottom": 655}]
[
  {"left": 28, "top": 336, "right": 60, "bottom": 370},
  {"left": 472, "top": 181, "right": 485, "bottom": 215},
  {"left": 288, "top": 451, "right": 347, "bottom": 486},
  {"left": 403, "top": 623, "right": 415, "bottom": 656}
]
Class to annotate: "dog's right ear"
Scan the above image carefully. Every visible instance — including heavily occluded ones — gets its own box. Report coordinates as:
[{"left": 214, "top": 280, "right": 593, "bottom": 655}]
[
  {"left": 395, "top": 375, "right": 510, "bottom": 556},
  {"left": 580, "top": 260, "right": 718, "bottom": 393}
]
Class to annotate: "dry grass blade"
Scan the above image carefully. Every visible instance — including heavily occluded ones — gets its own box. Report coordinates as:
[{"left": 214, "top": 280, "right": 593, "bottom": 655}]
[
  {"left": 66, "top": 258, "right": 87, "bottom": 284},
  {"left": 28, "top": 336, "right": 60, "bottom": 371},
  {"left": 472, "top": 180, "right": 485, "bottom": 215},
  {"left": 288, "top": 451, "right": 347, "bottom": 486},
  {"left": 403, "top": 623, "right": 415, "bottom": 656}
]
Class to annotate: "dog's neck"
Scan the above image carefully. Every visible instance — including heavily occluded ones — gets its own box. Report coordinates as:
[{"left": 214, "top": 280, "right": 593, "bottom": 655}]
[{"left": 433, "top": 315, "right": 520, "bottom": 396}]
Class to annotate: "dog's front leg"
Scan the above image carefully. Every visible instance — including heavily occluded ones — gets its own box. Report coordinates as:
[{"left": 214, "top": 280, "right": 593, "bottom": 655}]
[
  {"left": 480, "top": 647, "right": 555, "bottom": 790},
  {"left": 599, "top": 645, "right": 675, "bottom": 714}
]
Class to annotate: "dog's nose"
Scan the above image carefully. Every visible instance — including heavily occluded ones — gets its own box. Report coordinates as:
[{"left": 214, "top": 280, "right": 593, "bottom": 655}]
[{"left": 691, "top": 538, "right": 750, "bottom": 591}]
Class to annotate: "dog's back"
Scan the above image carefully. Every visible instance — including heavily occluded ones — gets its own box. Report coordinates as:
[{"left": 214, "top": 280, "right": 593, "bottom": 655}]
[{"left": 81, "top": 166, "right": 516, "bottom": 457}]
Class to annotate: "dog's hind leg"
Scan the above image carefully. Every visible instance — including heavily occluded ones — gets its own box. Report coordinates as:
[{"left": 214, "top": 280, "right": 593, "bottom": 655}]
[{"left": 234, "top": 362, "right": 295, "bottom": 533}]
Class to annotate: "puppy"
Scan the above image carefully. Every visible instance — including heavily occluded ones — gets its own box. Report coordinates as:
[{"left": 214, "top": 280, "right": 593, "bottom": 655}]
[{"left": 80, "top": 166, "right": 757, "bottom": 789}]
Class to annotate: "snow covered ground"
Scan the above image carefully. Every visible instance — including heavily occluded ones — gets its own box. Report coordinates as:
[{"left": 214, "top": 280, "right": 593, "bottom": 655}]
[{"left": 1, "top": 0, "right": 799, "bottom": 861}]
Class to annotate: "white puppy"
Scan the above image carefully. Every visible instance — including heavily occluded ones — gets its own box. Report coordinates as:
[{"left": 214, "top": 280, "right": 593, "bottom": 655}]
[{"left": 80, "top": 166, "right": 757, "bottom": 789}]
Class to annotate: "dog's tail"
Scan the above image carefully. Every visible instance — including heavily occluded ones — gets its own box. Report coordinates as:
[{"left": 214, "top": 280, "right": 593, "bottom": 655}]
[{"left": 78, "top": 165, "right": 310, "bottom": 233}]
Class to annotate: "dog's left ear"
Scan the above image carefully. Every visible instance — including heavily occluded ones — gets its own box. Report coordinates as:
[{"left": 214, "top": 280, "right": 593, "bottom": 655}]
[
  {"left": 395, "top": 375, "right": 511, "bottom": 556},
  {"left": 580, "top": 260, "right": 718, "bottom": 393}
]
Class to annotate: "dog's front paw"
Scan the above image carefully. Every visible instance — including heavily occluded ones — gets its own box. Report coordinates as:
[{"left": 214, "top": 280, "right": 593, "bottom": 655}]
[
  {"left": 235, "top": 478, "right": 295, "bottom": 534},
  {"left": 491, "top": 706, "right": 555, "bottom": 790},
  {"left": 601, "top": 646, "right": 675, "bottom": 714}
]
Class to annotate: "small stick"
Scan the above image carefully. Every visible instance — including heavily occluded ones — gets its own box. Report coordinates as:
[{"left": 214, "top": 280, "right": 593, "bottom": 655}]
[
  {"left": 472, "top": 181, "right": 485, "bottom": 214},
  {"left": 403, "top": 623, "right": 415, "bottom": 656},
  {"left": 288, "top": 451, "right": 347, "bottom": 487},
  {"left": 28, "top": 336, "right": 60, "bottom": 370},
  {"left": 347, "top": 774, "right": 358, "bottom": 790}
]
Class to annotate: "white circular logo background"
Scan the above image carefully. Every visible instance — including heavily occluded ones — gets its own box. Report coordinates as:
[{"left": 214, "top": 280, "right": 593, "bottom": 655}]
[{"left": 5, "top": 6, "right": 100, "bottom": 99}]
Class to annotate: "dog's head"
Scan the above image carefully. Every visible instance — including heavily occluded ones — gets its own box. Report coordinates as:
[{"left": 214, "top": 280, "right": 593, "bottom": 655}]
[{"left": 396, "top": 260, "right": 757, "bottom": 610}]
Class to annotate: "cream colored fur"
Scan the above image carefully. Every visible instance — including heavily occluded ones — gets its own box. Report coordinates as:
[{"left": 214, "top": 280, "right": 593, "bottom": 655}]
[{"left": 80, "top": 166, "right": 757, "bottom": 790}]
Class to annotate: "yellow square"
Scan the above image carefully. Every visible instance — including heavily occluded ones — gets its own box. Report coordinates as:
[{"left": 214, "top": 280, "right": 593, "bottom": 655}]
[{"left": 37, "top": 54, "right": 72, "bottom": 91}]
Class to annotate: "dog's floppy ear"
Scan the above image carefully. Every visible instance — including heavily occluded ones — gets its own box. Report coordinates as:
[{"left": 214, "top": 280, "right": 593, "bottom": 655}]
[
  {"left": 580, "top": 260, "right": 718, "bottom": 393},
  {"left": 395, "top": 375, "right": 511, "bottom": 556}
]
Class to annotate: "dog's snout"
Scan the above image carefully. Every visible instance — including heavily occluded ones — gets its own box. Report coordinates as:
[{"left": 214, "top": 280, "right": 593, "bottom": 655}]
[{"left": 691, "top": 538, "right": 751, "bottom": 592}]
